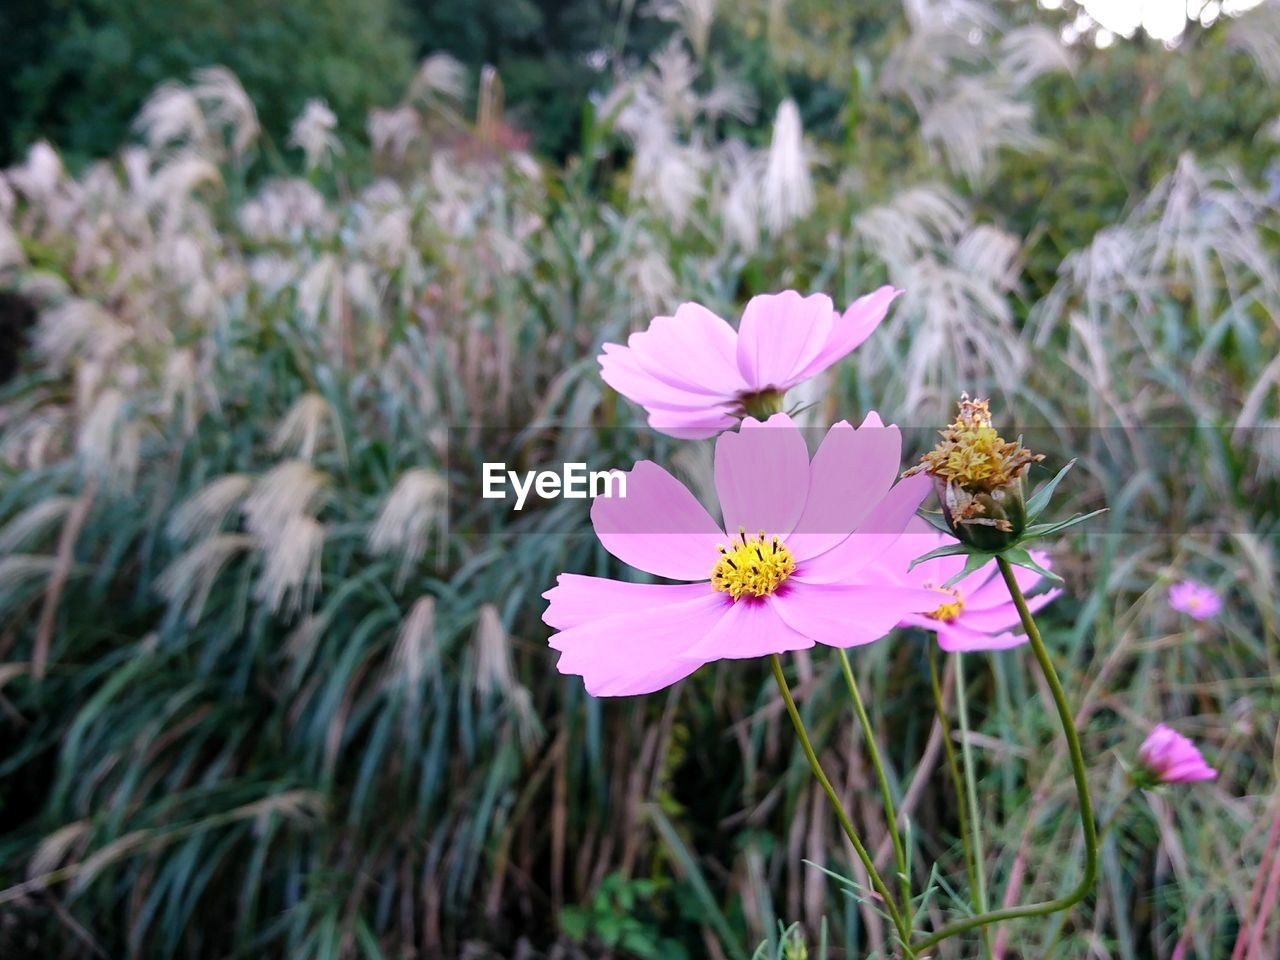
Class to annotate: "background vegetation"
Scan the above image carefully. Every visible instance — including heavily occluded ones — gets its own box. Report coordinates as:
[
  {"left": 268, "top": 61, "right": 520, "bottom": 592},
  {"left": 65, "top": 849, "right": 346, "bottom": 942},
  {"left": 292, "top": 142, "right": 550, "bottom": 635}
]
[{"left": 1, "top": 1, "right": 1279, "bottom": 958}]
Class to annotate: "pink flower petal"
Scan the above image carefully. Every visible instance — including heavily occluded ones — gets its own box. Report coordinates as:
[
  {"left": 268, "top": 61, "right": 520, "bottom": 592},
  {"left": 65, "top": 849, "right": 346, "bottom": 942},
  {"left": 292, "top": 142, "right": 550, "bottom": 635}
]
[
  {"left": 935, "top": 622, "right": 1027, "bottom": 652},
  {"left": 794, "top": 473, "right": 932, "bottom": 582},
  {"left": 735, "top": 291, "right": 834, "bottom": 391},
  {"left": 549, "top": 591, "right": 729, "bottom": 696},
  {"left": 625, "top": 302, "right": 745, "bottom": 397},
  {"left": 794, "top": 286, "right": 900, "bottom": 382},
  {"left": 599, "top": 344, "right": 732, "bottom": 411},
  {"left": 647, "top": 407, "right": 740, "bottom": 439},
  {"left": 591, "top": 461, "right": 726, "bottom": 581},
  {"left": 770, "top": 582, "right": 945, "bottom": 648},
  {"left": 681, "top": 594, "right": 813, "bottom": 660},
  {"left": 956, "top": 589, "right": 1060, "bottom": 631},
  {"left": 543, "top": 574, "right": 710, "bottom": 630},
  {"left": 787, "top": 413, "right": 903, "bottom": 561},
  {"left": 714, "top": 413, "right": 810, "bottom": 538}
]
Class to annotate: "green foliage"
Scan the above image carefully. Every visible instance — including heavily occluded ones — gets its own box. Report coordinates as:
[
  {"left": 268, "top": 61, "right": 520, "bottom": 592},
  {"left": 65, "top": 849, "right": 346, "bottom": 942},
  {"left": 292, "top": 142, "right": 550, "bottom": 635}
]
[
  {"left": 0, "top": 0, "right": 413, "bottom": 167},
  {"left": 560, "top": 872, "right": 690, "bottom": 959}
]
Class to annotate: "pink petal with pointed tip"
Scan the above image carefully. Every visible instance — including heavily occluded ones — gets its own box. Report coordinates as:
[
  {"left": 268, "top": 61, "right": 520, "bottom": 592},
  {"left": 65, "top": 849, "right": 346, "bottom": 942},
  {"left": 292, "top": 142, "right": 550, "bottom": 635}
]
[
  {"left": 735, "top": 291, "right": 834, "bottom": 391},
  {"left": 591, "top": 461, "right": 725, "bottom": 580},
  {"left": 771, "top": 582, "right": 945, "bottom": 648},
  {"left": 787, "top": 415, "right": 903, "bottom": 561},
  {"left": 793, "top": 286, "right": 899, "bottom": 382},
  {"left": 795, "top": 473, "right": 932, "bottom": 582},
  {"left": 543, "top": 574, "right": 711, "bottom": 630},
  {"left": 714, "top": 413, "right": 810, "bottom": 538}
]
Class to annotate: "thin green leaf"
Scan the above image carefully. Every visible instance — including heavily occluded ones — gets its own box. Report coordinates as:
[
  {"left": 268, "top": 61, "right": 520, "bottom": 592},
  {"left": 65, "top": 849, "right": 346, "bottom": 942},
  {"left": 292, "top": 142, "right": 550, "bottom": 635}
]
[{"left": 1025, "top": 459, "right": 1077, "bottom": 521}]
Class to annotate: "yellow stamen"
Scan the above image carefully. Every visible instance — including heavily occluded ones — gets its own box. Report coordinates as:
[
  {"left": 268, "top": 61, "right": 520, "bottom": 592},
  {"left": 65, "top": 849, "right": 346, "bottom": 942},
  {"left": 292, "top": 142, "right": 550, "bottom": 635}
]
[
  {"left": 923, "top": 584, "right": 965, "bottom": 622},
  {"left": 711, "top": 528, "right": 795, "bottom": 601}
]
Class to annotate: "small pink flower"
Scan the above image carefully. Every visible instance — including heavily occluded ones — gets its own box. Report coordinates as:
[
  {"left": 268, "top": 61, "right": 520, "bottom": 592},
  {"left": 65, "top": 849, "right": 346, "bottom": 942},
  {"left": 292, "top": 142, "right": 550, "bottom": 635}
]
[
  {"left": 1168, "top": 579, "right": 1221, "bottom": 621},
  {"left": 867, "top": 521, "right": 1060, "bottom": 652},
  {"left": 543, "top": 413, "right": 941, "bottom": 696},
  {"left": 1137, "top": 724, "right": 1218, "bottom": 784},
  {"left": 598, "top": 288, "right": 899, "bottom": 438}
]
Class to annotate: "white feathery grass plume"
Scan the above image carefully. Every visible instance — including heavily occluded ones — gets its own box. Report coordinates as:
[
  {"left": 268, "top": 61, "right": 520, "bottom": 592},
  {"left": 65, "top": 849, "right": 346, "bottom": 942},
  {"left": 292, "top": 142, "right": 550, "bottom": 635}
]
[
  {"left": 271, "top": 392, "right": 342, "bottom": 463},
  {"left": 369, "top": 106, "right": 422, "bottom": 161},
  {"left": 289, "top": 99, "right": 342, "bottom": 171},
  {"left": 0, "top": 172, "right": 14, "bottom": 217},
  {"left": 0, "top": 555, "right": 59, "bottom": 613},
  {"left": 168, "top": 474, "right": 253, "bottom": 543},
  {"left": 1228, "top": 1, "right": 1280, "bottom": 82},
  {"left": 621, "top": 240, "right": 678, "bottom": 319},
  {"left": 77, "top": 388, "right": 140, "bottom": 490},
  {"left": 853, "top": 184, "right": 968, "bottom": 269},
  {"left": 385, "top": 596, "right": 437, "bottom": 696},
  {"left": 7, "top": 141, "right": 65, "bottom": 199},
  {"left": 367, "top": 469, "right": 447, "bottom": 584},
  {"left": 254, "top": 514, "right": 324, "bottom": 614},
  {"left": 880, "top": 26, "right": 983, "bottom": 113},
  {"left": 410, "top": 53, "right": 468, "bottom": 104},
  {"left": 762, "top": 100, "right": 814, "bottom": 234},
  {"left": 920, "top": 77, "right": 1042, "bottom": 186},
  {"left": 239, "top": 179, "right": 335, "bottom": 241},
  {"left": 135, "top": 82, "right": 210, "bottom": 154},
  {"left": 191, "top": 66, "right": 260, "bottom": 162},
  {"left": 475, "top": 66, "right": 504, "bottom": 142},
  {"left": 242, "top": 460, "right": 329, "bottom": 541},
  {"left": 650, "top": 39, "right": 701, "bottom": 126},
  {"left": 0, "top": 217, "right": 24, "bottom": 272},
  {"left": 157, "top": 533, "right": 253, "bottom": 624},
  {"left": 27, "top": 821, "right": 90, "bottom": 881},
  {"left": 161, "top": 348, "right": 199, "bottom": 433},
  {"left": 699, "top": 75, "right": 756, "bottom": 123},
  {"left": 142, "top": 152, "right": 222, "bottom": 230},
  {"left": 474, "top": 603, "right": 516, "bottom": 697},
  {"left": 630, "top": 128, "right": 709, "bottom": 226},
  {"left": 998, "top": 25, "right": 1075, "bottom": 89},
  {"left": 647, "top": 0, "right": 718, "bottom": 58},
  {"left": 954, "top": 224, "right": 1021, "bottom": 289},
  {"left": 719, "top": 140, "right": 765, "bottom": 251},
  {"left": 297, "top": 254, "right": 343, "bottom": 328},
  {"left": 902, "top": 0, "right": 1002, "bottom": 32},
  {"left": 0, "top": 497, "right": 76, "bottom": 554}
]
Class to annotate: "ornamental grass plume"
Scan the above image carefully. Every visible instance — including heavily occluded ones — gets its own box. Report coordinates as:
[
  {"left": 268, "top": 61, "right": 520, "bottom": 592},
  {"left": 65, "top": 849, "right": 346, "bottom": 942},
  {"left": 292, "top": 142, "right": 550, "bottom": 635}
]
[
  {"left": 1136, "top": 724, "right": 1219, "bottom": 785},
  {"left": 543, "top": 413, "right": 940, "bottom": 695},
  {"left": 1168, "top": 579, "right": 1222, "bottom": 621},
  {"left": 872, "top": 520, "right": 1060, "bottom": 651},
  {"left": 598, "top": 288, "right": 899, "bottom": 438}
]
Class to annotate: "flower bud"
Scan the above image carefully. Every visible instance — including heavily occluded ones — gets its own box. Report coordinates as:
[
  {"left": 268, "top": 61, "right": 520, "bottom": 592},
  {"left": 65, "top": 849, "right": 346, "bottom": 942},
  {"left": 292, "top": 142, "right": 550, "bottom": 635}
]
[{"left": 906, "top": 395, "right": 1042, "bottom": 551}]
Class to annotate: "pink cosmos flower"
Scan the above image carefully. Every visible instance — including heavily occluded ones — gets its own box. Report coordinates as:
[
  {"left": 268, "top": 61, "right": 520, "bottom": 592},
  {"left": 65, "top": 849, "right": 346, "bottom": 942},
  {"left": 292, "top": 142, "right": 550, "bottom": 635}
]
[
  {"left": 543, "top": 412, "right": 942, "bottom": 696},
  {"left": 598, "top": 288, "right": 900, "bottom": 439},
  {"left": 1137, "top": 724, "right": 1218, "bottom": 784},
  {"left": 867, "top": 521, "right": 1061, "bottom": 652},
  {"left": 1168, "top": 579, "right": 1221, "bottom": 621}
]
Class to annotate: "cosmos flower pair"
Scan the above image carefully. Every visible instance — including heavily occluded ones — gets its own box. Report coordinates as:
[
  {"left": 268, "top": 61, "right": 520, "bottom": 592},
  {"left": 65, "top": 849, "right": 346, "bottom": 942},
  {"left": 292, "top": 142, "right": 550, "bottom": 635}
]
[{"left": 544, "top": 290, "right": 1058, "bottom": 696}]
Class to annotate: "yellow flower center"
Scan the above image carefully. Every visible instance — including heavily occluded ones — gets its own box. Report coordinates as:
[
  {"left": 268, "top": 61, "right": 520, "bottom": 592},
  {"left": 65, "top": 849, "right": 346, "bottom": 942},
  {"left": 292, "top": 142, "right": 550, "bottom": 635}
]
[
  {"left": 923, "top": 585, "right": 965, "bottom": 622},
  {"left": 711, "top": 529, "right": 795, "bottom": 601}
]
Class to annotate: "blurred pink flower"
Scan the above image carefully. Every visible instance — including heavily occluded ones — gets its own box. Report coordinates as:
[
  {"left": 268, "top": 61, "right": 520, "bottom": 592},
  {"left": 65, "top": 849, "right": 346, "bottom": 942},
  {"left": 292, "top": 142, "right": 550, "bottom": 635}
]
[
  {"left": 1137, "top": 724, "right": 1218, "bottom": 784},
  {"left": 543, "top": 412, "right": 940, "bottom": 696},
  {"left": 1168, "top": 579, "right": 1221, "bottom": 621},
  {"left": 868, "top": 521, "right": 1060, "bottom": 652},
  {"left": 598, "top": 287, "right": 899, "bottom": 438}
]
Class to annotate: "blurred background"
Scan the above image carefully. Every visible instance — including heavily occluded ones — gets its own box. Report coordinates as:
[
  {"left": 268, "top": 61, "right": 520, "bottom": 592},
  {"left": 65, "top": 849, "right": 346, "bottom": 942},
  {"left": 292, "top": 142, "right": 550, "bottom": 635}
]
[{"left": 1, "top": 0, "right": 1278, "bottom": 957}]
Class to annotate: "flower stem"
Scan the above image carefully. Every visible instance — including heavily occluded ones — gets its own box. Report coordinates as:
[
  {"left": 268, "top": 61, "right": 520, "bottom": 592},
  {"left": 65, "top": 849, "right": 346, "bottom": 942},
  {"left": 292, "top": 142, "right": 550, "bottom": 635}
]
[
  {"left": 769, "top": 654, "right": 917, "bottom": 957},
  {"left": 911, "top": 559, "right": 1098, "bottom": 953},
  {"left": 835, "top": 648, "right": 912, "bottom": 918},
  {"left": 1042, "top": 786, "right": 1135, "bottom": 956},
  {"left": 954, "top": 651, "right": 994, "bottom": 960},
  {"left": 928, "top": 644, "right": 981, "bottom": 908}
]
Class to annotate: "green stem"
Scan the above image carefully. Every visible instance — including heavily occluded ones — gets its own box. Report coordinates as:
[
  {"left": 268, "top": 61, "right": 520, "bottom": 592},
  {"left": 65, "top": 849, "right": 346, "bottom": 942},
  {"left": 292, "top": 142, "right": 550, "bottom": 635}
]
[
  {"left": 835, "top": 648, "right": 912, "bottom": 919},
  {"left": 928, "top": 644, "right": 980, "bottom": 907},
  {"left": 954, "top": 652, "right": 994, "bottom": 960},
  {"left": 1042, "top": 787, "right": 1135, "bottom": 956},
  {"left": 912, "top": 558, "right": 1098, "bottom": 953},
  {"left": 769, "top": 655, "right": 917, "bottom": 957}
]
